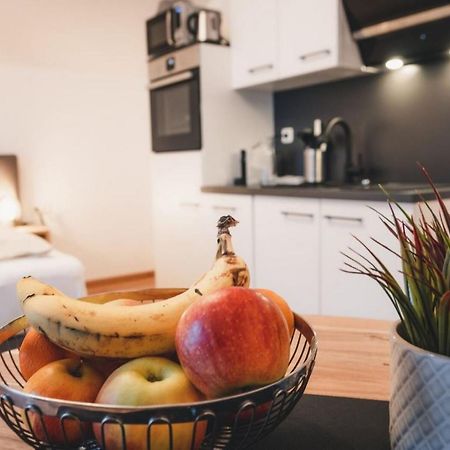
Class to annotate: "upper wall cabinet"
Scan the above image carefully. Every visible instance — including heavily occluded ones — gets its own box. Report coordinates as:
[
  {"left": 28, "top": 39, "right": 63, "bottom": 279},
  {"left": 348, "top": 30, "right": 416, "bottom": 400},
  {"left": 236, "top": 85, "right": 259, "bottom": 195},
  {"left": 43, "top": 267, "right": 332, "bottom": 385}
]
[
  {"left": 230, "top": 0, "right": 278, "bottom": 88},
  {"left": 231, "top": 0, "right": 362, "bottom": 91}
]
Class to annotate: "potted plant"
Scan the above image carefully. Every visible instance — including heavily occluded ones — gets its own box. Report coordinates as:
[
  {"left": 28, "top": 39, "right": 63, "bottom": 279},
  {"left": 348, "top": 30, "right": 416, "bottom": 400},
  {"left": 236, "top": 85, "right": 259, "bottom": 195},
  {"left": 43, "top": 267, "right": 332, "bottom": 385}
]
[{"left": 343, "top": 166, "right": 450, "bottom": 450}]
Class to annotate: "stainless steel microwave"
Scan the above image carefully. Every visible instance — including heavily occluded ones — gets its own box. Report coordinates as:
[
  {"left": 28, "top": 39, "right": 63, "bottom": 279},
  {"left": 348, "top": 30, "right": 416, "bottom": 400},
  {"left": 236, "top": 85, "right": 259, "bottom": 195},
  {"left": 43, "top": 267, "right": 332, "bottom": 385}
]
[
  {"left": 146, "top": 2, "right": 196, "bottom": 58},
  {"left": 149, "top": 45, "right": 202, "bottom": 152}
]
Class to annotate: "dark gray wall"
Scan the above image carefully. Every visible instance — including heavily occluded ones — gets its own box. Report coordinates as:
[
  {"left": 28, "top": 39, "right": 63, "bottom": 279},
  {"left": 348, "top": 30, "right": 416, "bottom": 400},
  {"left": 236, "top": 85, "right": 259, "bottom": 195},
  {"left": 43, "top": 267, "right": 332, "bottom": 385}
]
[{"left": 274, "top": 59, "right": 450, "bottom": 182}]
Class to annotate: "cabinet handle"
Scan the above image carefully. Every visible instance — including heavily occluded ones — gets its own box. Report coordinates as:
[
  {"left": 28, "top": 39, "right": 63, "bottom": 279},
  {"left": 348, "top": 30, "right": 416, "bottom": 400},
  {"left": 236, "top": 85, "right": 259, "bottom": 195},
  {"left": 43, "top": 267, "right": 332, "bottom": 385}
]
[
  {"left": 299, "top": 49, "right": 331, "bottom": 61},
  {"left": 212, "top": 205, "right": 237, "bottom": 212},
  {"left": 179, "top": 202, "right": 200, "bottom": 208},
  {"left": 248, "top": 63, "right": 274, "bottom": 74},
  {"left": 281, "top": 211, "right": 314, "bottom": 219},
  {"left": 324, "top": 215, "right": 363, "bottom": 224}
]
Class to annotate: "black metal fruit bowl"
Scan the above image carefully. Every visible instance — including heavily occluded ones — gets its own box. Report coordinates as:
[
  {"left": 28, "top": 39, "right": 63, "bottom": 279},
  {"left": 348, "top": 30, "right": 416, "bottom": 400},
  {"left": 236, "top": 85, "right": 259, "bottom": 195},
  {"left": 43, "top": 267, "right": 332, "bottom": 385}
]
[{"left": 0, "top": 290, "right": 317, "bottom": 450}]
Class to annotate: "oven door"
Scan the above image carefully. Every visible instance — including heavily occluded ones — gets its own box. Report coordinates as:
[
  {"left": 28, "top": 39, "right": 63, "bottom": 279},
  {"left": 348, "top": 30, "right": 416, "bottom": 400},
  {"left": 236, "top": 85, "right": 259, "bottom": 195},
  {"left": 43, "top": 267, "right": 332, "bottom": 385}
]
[{"left": 150, "top": 69, "right": 202, "bottom": 152}]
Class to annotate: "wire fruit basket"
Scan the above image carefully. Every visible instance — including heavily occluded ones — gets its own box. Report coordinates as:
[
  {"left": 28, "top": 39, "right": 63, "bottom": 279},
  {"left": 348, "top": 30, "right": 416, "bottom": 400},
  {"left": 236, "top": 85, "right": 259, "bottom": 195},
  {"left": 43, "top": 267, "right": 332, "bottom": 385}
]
[{"left": 0, "top": 289, "right": 317, "bottom": 450}]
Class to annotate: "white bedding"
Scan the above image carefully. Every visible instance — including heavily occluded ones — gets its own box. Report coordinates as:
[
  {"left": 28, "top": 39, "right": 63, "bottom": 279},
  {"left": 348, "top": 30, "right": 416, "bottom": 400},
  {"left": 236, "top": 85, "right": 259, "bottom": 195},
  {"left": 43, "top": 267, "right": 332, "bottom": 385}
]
[
  {"left": 0, "top": 227, "right": 52, "bottom": 260},
  {"left": 0, "top": 250, "right": 86, "bottom": 324}
]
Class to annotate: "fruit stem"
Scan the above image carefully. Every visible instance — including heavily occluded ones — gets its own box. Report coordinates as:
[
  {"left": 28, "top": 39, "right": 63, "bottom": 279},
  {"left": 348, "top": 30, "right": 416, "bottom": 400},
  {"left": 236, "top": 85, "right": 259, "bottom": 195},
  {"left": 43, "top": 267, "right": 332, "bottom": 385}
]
[
  {"left": 69, "top": 359, "right": 83, "bottom": 378},
  {"left": 216, "top": 215, "right": 238, "bottom": 259}
]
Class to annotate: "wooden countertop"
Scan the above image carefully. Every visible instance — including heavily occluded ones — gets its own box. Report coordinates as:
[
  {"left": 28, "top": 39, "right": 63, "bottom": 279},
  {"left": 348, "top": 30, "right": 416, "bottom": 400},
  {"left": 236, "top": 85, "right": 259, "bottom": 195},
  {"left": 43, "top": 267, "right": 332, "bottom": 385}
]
[
  {"left": 0, "top": 315, "right": 393, "bottom": 449},
  {"left": 304, "top": 315, "right": 392, "bottom": 401}
]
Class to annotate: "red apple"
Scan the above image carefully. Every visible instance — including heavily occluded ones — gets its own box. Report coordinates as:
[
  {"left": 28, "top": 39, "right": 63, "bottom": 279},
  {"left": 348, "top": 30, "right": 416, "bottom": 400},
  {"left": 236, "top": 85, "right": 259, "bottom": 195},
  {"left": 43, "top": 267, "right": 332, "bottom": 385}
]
[
  {"left": 175, "top": 287, "right": 290, "bottom": 398},
  {"left": 93, "top": 357, "right": 206, "bottom": 450},
  {"left": 23, "top": 359, "right": 104, "bottom": 446}
]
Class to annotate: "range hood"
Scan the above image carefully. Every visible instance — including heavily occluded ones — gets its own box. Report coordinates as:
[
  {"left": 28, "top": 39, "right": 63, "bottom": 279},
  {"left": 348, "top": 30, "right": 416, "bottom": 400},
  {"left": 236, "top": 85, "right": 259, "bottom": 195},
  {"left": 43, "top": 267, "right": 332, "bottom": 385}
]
[{"left": 343, "top": 0, "right": 450, "bottom": 66}]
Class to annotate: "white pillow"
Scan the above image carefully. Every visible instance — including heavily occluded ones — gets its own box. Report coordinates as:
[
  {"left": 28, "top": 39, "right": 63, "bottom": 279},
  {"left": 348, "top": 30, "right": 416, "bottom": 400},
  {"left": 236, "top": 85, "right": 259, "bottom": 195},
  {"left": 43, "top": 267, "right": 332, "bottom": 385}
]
[{"left": 0, "top": 228, "right": 52, "bottom": 260}]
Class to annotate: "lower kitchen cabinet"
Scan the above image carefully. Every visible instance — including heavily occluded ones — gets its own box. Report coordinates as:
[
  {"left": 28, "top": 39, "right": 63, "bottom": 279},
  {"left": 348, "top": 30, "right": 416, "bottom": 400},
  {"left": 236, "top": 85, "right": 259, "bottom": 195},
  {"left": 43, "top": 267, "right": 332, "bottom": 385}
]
[
  {"left": 153, "top": 194, "right": 208, "bottom": 288},
  {"left": 155, "top": 186, "right": 416, "bottom": 319},
  {"left": 202, "top": 194, "right": 254, "bottom": 278},
  {"left": 154, "top": 192, "right": 254, "bottom": 288},
  {"left": 254, "top": 196, "right": 320, "bottom": 314},
  {"left": 254, "top": 196, "right": 414, "bottom": 320},
  {"left": 319, "top": 200, "right": 413, "bottom": 320}
]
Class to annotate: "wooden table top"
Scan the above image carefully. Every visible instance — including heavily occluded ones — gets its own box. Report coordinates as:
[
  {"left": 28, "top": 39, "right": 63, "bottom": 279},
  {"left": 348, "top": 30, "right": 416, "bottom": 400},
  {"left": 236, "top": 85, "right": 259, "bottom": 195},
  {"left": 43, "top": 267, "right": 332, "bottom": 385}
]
[{"left": 0, "top": 315, "right": 393, "bottom": 449}]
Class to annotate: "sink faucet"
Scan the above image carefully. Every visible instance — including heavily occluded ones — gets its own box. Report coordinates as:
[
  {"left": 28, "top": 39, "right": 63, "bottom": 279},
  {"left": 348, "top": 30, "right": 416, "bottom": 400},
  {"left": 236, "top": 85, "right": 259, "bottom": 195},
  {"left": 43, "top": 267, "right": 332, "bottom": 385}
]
[{"left": 322, "top": 117, "right": 361, "bottom": 184}]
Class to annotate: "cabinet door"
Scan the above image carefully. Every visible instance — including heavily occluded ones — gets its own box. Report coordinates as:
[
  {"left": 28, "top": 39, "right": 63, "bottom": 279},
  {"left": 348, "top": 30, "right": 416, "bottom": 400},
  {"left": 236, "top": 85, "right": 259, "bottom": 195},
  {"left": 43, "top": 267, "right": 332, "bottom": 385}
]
[
  {"left": 320, "top": 200, "right": 414, "bottom": 320},
  {"left": 254, "top": 196, "right": 320, "bottom": 314},
  {"left": 278, "top": 0, "right": 338, "bottom": 78},
  {"left": 202, "top": 194, "right": 254, "bottom": 281},
  {"left": 154, "top": 195, "right": 210, "bottom": 288},
  {"left": 231, "top": 0, "right": 278, "bottom": 89},
  {"left": 152, "top": 154, "right": 208, "bottom": 288}
]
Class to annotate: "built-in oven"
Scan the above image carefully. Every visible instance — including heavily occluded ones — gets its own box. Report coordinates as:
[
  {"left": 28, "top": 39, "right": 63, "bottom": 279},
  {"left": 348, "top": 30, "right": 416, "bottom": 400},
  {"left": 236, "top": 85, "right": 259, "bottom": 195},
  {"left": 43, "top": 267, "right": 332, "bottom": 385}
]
[{"left": 149, "top": 45, "right": 202, "bottom": 152}]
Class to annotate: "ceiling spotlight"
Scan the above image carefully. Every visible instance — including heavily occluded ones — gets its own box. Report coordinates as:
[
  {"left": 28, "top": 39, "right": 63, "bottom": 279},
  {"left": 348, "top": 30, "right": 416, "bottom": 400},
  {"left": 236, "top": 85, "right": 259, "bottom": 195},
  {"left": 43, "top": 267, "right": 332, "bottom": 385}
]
[{"left": 385, "top": 58, "right": 404, "bottom": 70}]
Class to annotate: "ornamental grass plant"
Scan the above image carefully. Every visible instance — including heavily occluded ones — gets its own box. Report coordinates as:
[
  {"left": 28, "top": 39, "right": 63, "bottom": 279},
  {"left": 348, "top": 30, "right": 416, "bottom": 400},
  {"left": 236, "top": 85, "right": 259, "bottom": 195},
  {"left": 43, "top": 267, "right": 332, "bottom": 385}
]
[{"left": 343, "top": 165, "right": 450, "bottom": 356}]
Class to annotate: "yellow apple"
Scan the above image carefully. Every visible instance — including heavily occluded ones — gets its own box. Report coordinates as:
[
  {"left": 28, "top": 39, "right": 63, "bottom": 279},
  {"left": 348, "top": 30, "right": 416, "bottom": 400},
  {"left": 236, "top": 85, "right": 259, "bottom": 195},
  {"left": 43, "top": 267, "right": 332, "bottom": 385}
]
[{"left": 93, "top": 357, "right": 206, "bottom": 450}]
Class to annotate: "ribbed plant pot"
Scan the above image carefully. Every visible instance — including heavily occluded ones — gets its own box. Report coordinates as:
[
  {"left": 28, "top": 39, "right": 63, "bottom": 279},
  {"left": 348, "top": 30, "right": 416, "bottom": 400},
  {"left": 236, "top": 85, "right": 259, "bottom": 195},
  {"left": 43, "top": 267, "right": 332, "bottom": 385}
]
[{"left": 390, "top": 322, "right": 450, "bottom": 450}]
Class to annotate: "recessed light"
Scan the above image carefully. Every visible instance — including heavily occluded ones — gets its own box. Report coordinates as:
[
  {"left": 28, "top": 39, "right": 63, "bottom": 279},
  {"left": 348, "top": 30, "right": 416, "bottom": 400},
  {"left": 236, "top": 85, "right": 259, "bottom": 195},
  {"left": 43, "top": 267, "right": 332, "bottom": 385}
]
[{"left": 385, "top": 58, "right": 404, "bottom": 70}]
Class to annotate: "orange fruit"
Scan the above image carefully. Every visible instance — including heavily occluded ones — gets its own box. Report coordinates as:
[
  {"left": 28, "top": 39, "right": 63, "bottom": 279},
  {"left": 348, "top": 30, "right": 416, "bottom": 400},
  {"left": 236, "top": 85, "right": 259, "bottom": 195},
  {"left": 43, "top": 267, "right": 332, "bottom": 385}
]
[
  {"left": 255, "top": 289, "right": 295, "bottom": 336},
  {"left": 19, "top": 328, "right": 77, "bottom": 380}
]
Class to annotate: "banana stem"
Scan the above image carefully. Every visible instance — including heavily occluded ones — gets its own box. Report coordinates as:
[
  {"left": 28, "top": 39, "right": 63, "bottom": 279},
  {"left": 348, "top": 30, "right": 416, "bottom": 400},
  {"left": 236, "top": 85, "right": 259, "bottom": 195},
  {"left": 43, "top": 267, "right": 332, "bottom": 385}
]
[{"left": 216, "top": 215, "right": 238, "bottom": 259}]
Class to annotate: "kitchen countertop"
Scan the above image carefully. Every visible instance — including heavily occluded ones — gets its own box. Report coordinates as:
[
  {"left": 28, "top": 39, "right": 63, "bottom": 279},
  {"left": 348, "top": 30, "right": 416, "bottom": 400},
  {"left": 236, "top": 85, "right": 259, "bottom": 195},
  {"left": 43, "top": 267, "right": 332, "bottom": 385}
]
[
  {"left": 0, "top": 315, "right": 392, "bottom": 449},
  {"left": 202, "top": 182, "right": 450, "bottom": 202}
]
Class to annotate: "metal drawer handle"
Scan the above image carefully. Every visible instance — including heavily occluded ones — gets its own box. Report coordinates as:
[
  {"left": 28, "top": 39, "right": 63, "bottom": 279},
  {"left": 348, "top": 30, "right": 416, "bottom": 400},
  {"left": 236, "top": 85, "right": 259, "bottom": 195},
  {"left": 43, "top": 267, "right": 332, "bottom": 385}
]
[
  {"left": 179, "top": 202, "right": 200, "bottom": 208},
  {"left": 281, "top": 211, "right": 314, "bottom": 219},
  {"left": 299, "top": 49, "right": 331, "bottom": 61},
  {"left": 212, "top": 205, "right": 237, "bottom": 212},
  {"left": 324, "top": 215, "right": 363, "bottom": 224},
  {"left": 248, "top": 63, "right": 274, "bottom": 74}
]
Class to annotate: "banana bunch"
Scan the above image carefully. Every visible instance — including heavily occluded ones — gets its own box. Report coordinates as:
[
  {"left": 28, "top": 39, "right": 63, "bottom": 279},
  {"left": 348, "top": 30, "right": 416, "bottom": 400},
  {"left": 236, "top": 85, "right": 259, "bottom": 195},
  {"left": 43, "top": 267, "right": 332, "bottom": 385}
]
[{"left": 17, "top": 216, "right": 249, "bottom": 358}]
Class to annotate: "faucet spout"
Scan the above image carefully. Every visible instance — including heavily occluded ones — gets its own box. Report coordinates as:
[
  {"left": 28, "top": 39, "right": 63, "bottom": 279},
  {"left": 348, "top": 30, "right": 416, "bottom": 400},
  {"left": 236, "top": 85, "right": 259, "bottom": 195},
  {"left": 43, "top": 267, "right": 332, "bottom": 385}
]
[{"left": 323, "top": 117, "right": 354, "bottom": 183}]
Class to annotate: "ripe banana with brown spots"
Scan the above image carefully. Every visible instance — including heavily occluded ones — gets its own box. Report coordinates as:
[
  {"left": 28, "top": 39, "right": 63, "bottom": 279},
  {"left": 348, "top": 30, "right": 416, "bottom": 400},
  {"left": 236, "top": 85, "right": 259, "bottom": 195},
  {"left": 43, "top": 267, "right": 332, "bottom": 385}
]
[{"left": 17, "top": 217, "right": 249, "bottom": 358}]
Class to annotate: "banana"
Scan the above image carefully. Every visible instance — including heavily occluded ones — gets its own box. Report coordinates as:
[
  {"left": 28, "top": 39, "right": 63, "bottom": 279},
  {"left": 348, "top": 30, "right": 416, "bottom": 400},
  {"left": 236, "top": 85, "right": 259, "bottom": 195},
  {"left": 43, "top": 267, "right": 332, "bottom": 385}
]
[{"left": 17, "top": 216, "right": 249, "bottom": 358}]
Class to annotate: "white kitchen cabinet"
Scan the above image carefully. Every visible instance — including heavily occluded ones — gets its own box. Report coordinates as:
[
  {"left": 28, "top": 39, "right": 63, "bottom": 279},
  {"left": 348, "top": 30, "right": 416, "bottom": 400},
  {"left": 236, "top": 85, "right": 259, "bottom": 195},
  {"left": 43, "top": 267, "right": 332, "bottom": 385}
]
[
  {"left": 254, "top": 196, "right": 320, "bottom": 314},
  {"left": 154, "top": 183, "right": 254, "bottom": 288},
  {"left": 319, "top": 199, "right": 414, "bottom": 320},
  {"left": 152, "top": 153, "right": 210, "bottom": 288},
  {"left": 153, "top": 194, "right": 210, "bottom": 288},
  {"left": 231, "top": 0, "right": 361, "bottom": 90},
  {"left": 202, "top": 193, "right": 255, "bottom": 281},
  {"left": 230, "top": 0, "right": 278, "bottom": 89},
  {"left": 278, "top": 0, "right": 338, "bottom": 78}
]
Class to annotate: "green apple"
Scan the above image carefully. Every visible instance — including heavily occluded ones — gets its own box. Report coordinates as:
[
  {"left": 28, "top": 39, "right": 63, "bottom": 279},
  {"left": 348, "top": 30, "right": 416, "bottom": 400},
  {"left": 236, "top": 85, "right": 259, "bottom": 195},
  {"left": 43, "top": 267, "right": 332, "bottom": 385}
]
[{"left": 93, "top": 357, "right": 205, "bottom": 450}]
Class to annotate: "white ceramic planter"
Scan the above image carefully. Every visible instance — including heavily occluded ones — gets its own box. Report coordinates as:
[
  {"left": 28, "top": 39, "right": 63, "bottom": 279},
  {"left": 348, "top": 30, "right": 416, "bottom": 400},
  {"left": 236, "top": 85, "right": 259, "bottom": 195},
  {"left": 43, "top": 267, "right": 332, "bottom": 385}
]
[{"left": 390, "top": 322, "right": 450, "bottom": 450}]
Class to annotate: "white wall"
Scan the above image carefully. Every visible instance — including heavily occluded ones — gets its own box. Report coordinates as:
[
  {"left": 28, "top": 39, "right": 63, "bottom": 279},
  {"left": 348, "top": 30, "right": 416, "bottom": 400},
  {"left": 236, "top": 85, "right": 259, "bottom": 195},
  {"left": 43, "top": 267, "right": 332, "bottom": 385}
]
[{"left": 0, "top": 0, "right": 159, "bottom": 279}]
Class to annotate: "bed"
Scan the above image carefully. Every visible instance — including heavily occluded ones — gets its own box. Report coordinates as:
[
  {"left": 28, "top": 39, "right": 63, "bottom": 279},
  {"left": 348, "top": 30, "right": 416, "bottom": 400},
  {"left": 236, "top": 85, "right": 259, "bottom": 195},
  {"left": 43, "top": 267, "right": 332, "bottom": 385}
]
[{"left": 0, "top": 249, "right": 86, "bottom": 325}]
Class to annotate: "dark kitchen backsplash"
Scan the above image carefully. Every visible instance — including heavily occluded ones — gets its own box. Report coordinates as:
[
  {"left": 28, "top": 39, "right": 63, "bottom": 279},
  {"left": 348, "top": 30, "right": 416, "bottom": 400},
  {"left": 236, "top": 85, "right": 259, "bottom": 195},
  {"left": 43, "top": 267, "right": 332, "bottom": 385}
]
[{"left": 274, "top": 58, "right": 450, "bottom": 183}]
